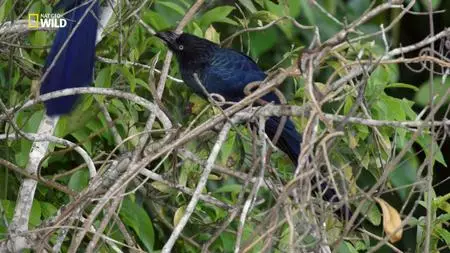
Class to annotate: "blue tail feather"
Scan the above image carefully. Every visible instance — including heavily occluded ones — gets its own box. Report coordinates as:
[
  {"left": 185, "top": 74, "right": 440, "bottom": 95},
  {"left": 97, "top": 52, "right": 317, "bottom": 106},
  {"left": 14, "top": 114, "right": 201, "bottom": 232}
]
[
  {"left": 40, "top": 0, "right": 99, "bottom": 116},
  {"left": 265, "top": 116, "right": 351, "bottom": 217},
  {"left": 264, "top": 116, "right": 301, "bottom": 164}
]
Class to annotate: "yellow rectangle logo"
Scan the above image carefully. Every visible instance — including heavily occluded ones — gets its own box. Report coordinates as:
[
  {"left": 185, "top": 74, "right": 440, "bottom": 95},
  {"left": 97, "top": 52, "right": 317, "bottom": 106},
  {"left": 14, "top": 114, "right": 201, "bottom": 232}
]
[{"left": 28, "top": 13, "right": 39, "bottom": 28}]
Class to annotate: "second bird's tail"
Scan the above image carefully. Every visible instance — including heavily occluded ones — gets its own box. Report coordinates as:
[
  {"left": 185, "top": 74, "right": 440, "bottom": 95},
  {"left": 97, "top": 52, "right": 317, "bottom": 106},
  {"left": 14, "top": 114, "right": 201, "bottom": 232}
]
[{"left": 40, "top": 0, "right": 99, "bottom": 116}]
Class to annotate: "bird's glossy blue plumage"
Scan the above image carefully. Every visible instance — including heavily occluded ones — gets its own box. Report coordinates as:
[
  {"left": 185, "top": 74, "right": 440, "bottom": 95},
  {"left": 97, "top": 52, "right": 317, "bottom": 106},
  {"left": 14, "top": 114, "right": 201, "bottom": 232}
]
[
  {"left": 203, "top": 49, "right": 302, "bottom": 162},
  {"left": 156, "top": 32, "right": 302, "bottom": 163},
  {"left": 202, "top": 48, "right": 266, "bottom": 99},
  {"left": 40, "top": 0, "right": 99, "bottom": 116}
]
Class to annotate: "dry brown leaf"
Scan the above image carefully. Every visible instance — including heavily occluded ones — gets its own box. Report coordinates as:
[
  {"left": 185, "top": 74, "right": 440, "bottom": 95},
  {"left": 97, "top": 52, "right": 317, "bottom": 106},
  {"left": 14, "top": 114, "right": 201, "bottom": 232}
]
[{"left": 374, "top": 197, "right": 403, "bottom": 243}]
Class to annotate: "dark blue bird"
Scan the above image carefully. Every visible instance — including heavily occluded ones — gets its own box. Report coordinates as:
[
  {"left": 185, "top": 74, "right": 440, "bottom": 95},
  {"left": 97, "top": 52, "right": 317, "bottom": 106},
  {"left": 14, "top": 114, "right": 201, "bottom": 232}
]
[
  {"left": 156, "top": 32, "right": 351, "bottom": 216},
  {"left": 156, "top": 31, "right": 302, "bottom": 163},
  {"left": 40, "top": 0, "right": 99, "bottom": 116}
]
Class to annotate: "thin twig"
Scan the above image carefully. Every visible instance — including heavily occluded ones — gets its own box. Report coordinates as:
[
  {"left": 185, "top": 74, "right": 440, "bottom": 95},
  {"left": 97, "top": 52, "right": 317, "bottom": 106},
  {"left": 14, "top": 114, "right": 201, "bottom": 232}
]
[{"left": 161, "top": 122, "right": 231, "bottom": 253}]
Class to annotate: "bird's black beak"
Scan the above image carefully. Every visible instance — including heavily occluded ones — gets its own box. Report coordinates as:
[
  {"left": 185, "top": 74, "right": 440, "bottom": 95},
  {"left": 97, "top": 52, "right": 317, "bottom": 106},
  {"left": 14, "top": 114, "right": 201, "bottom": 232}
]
[{"left": 155, "top": 31, "right": 179, "bottom": 46}]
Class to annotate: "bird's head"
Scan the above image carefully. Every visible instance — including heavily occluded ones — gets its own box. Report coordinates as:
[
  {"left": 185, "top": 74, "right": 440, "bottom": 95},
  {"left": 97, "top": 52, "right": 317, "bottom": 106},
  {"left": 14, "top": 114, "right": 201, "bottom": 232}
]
[{"left": 155, "top": 31, "right": 218, "bottom": 60}]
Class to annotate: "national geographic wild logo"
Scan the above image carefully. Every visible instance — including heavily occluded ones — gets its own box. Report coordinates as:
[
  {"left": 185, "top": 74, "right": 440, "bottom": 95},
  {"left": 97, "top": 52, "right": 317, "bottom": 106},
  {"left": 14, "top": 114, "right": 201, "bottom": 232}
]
[{"left": 28, "top": 13, "right": 67, "bottom": 28}]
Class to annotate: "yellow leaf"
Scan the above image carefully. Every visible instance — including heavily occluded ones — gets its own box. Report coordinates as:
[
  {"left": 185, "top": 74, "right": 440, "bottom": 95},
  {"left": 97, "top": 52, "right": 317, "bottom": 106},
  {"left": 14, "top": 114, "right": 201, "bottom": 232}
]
[
  {"left": 208, "top": 174, "right": 221, "bottom": 180},
  {"left": 151, "top": 181, "right": 171, "bottom": 193},
  {"left": 205, "top": 25, "right": 220, "bottom": 44},
  {"left": 374, "top": 197, "right": 403, "bottom": 243},
  {"left": 31, "top": 79, "right": 39, "bottom": 98},
  {"left": 348, "top": 132, "right": 358, "bottom": 149},
  {"left": 189, "top": 94, "right": 208, "bottom": 114},
  {"left": 173, "top": 206, "right": 186, "bottom": 226}
]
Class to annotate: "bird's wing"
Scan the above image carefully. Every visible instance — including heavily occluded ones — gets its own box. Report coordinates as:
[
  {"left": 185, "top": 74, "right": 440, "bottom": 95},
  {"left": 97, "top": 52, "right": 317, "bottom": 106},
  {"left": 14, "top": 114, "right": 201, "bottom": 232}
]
[{"left": 202, "top": 48, "right": 267, "bottom": 101}]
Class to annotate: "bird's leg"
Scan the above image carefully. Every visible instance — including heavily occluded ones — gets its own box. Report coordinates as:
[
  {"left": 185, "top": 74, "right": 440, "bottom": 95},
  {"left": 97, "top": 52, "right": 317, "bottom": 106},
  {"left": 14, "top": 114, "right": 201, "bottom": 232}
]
[
  {"left": 192, "top": 73, "right": 225, "bottom": 105},
  {"left": 192, "top": 73, "right": 235, "bottom": 127}
]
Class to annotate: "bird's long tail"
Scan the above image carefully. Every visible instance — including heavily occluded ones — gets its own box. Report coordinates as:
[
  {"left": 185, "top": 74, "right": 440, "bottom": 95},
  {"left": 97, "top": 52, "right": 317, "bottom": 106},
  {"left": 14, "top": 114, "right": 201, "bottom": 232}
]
[
  {"left": 40, "top": 0, "right": 99, "bottom": 116},
  {"left": 265, "top": 116, "right": 351, "bottom": 218},
  {"left": 264, "top": 116, "right": 301, "bottom": 164}
]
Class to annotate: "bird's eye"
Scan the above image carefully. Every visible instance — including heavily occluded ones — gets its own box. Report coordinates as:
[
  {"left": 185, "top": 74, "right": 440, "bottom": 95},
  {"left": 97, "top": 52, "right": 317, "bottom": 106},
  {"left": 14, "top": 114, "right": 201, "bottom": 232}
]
[{"left": 178, "top": 45, "right": 184, "bottom": 50}]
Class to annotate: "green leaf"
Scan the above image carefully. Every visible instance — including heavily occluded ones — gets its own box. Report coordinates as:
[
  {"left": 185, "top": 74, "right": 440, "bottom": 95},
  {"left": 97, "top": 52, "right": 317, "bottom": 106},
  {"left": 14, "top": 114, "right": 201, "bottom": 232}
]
[
  {"left": 435, "top": 200, "right": 450, "bottom": 213},
  {"left": 120, "top": 197, "right": 154, "bottom": 252},
  {"left": 14, "top": 110, "right": 44, "bottom": 167},
  {"left": 95, "top": 67, "right": 112, "bottom": 88},
  {"left": 359, "top": 200, "right": 381, "bottom": 226},
  {"left": 435, "top": 227, "right": 450, "bottom": 246},
  {"left": 416, "top": 135, "right": 447, "bottom": 166},
  {"left": 353, "top": 240, "right": 368, "bottom": 251},
  {"left": 220, "top": 232, "right": 235, "bottom": 252},
  {"left": 128, "top": 26, "right": 145, "bottom": 59},
  {"left": 250, "top": 11, "right": 280, "bottom": 24},
  {"left": 178, "top": 163, "right": 190, "bottom": 187},
  {"left": 343, "top": 96, "right": 353, "bottom": 115},
  {"left": 157, "top": 1, "right": 186, "bottom": 16},
  {"left": 41, "top": 202, "right": 58, "bottom": 218},
  {"left": 198, "top": 6, "right": 238, "bottom": 28},
  {"left": 337, "top": 241, "right": 359, "bottom": 253},
  {"left": 141, "top": 10, "right": 171, "bottom": 31},
  {"left": 79, "top": 95, "right": 96, "bottom": 116},
  {"left": 287, "top": 0, "right": 302, "bottom": 18},
  {"left": 414, "top": 77, "right": 450, "bottom": 106},
  {"left": 437, "top": 213, "right": 450, "bottom": 223},
  {"left": 135, "top": 78, "right": 151, "bottom": 92},
  {"left": 385, "top": 82, "right": 419, "bottom": 91},
  {"left": 433, "top": 193, "right": 450, "bottom": 213},
  {"left": 119, "top": 66, "right": 136, "bottom": 92},
  {"left": 71, "top": 127, "right": 93, "bottom": 153},
  {"left": 264, "top": 0, "right": 294, "bottom": 39},
  {"left": 249, "top": 28, "right": 278, "bottom": 57},
  {"left": 214, "top": 184, "right": 242, "bottom": 194},
  {"left": 0, "top": 0, "right": 13, "bottom": 22},
  {"left": 389, "top": 152, "right": 418, "bottom": 200},
  {"left": 400, "top": 98, "right": 417, "bottom": 120},
  {"left": 191, "top": 21, "right": 203, "bottom": 37},
  {"left": 367, "top": 65, "right": 399, "bottom": 99},
  {"left": 219, "top": 131, "right": 236, "bottom": 166},
  {"left": 416, "top": 216, "right": 425, "bottom": 250},
  {"left": 0, "top": 199, "right": 14, "bottom": 221},
  {"left": 30, "top": 31, "right": 47, "bottom": 48},
  {"left": 382, "top": 95, "right": 406, "bottom": 121},
  {"left": 68, "top": 169, "right": 89, "bottom": 192},
  {"left": 298, "top": 2, "right": 315, "bottom": 24},
  {"left": 324, "top": 0, "right": 337, "bottom": 14},
  {"left": 56, "top": 101, "right": 99, "bottom": 138},
  {"left": 355, "top": 124, "right": 370, "bottom": 141},
  {"left": 238, "top": 0, "right": 257, "bottom": 12},
  {"left": 29, "top": 200, "right": 41, "bottom": 227}
]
